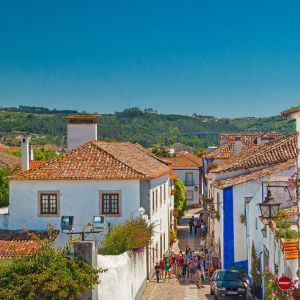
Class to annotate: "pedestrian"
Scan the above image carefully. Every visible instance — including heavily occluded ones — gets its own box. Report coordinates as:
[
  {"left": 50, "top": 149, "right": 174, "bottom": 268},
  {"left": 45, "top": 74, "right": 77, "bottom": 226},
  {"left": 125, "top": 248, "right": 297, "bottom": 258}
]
[
  {"left": 155, "top": 262, "right": 160, "bottom": 283},
  {"left": 178, "top": 254, "right": 184, "bottom": 277},
  {"left": 200, "top": 263, "right": 206, "bottom": 284},
  {"left": 159, "top": 259, "right": 165, "bottom": 280},
  {"left": 182, "top": 259, "right": 188, "bottom": 279},
  {"left": 195, "top": 265, "right": 204, "bottom": 288},
  {"left": 194, "top": 219, "right": 198, "bottom": 235},
  {"left": 189, "top": 260, "right": 196, "bottom": 282},
  {"left": 164, "top": 257, "right": 171, "bottom": 280},
  {"left": 188, "top": 218, "right": 194, "bottom": 234}
]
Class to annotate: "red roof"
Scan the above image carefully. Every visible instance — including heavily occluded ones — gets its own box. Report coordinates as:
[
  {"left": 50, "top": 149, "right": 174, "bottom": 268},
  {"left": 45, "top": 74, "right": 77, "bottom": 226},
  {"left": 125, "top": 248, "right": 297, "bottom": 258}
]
[
  {"left": 211, "top": 134, "right": 297, "bottom": 173},
  {"left": 12, "top": 141, "right": 171, "bottom": 181},
  {"left": 0, "top": 230, "right": 42, "bottom": 259},
  {"left": 169, "top": 153, "right": 202, "bottom": 168}
]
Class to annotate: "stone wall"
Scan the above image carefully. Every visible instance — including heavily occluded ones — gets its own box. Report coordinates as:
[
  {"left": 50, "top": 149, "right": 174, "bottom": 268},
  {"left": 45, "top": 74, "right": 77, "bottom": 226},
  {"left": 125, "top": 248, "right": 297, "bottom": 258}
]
[{"left": 97, "top": 251, "right": 147, "bottom": 300}]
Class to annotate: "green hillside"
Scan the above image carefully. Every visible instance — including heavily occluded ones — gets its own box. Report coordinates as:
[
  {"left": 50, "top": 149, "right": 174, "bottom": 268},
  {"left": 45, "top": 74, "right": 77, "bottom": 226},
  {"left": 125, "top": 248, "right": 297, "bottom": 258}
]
[{"left": 0, "top": 106, "right": 295, "bottom": 149}]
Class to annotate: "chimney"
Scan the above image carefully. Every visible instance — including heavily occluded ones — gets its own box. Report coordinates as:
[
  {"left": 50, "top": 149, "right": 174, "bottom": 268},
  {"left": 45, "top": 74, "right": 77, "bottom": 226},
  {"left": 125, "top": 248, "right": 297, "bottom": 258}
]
[
  {"left": 234, "top": 137, "right": 243, "bottom": 156},
  {"left": 21, "top": 137, "right": 31, "bottom": 171},
  {"left": 66, "top": 114, "right": 98, "bottom": 151}
]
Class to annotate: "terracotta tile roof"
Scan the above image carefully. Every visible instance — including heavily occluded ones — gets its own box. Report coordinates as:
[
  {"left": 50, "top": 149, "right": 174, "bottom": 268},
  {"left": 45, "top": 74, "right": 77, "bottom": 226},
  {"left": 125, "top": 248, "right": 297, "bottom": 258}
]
[
  {"left": 12, "top": 141, "right": 171, "bottom": 181},
  {"left": 281, "top": 105, "right": 300, "bottom": 117},
  {"left": 213, "top": 159, "right": 295, "bottom": 189},
  {"left": 169, "top": 153, "right": 202, "bottom": 168},
  {"left": 0, "top": 151, "right": 21, "bottom": 169},
  {"left": 66, "top": 114, "right": 98, "bottom": 123},
  {"left": 211, "top": 134, "right": 297, "bottom": 173},
  {"left": 0, "top": 230, "right": 44, "bottom": 258},
  {"left": 29, "top": 160, "right": 46, "bottom": 169},
  {"left": 204, "top": 132, "right": 284, "bottom": 160}
]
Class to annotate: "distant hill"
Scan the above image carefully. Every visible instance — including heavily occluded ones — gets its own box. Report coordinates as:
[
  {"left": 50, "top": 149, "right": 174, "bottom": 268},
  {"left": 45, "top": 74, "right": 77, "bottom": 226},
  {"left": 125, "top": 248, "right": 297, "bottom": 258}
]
[{"left": 0, "top": 106, "right": 295, "bottom": 149}]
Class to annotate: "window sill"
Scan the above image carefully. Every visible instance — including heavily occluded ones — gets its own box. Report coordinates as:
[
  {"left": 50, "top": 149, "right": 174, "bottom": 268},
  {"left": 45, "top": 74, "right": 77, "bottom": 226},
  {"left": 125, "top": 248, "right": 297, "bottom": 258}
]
[
  {"left": 38, "top": 213, "right": 60, "bottom": 217},
  {"left": 101, "top": 213, "right": 121, "bottom": 217}
]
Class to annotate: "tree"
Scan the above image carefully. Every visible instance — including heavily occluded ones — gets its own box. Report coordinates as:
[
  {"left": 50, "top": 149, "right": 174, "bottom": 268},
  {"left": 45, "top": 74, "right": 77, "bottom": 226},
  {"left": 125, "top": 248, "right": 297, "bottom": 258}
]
[
  {"left": 0, "top": 227, "right": 101, "bottom": 299},
  {"left": 174, "top": 179, "right": 187, "bottom": 219},
  {"left": 0, "top": 168, "right": 13, "bottom": 207}
]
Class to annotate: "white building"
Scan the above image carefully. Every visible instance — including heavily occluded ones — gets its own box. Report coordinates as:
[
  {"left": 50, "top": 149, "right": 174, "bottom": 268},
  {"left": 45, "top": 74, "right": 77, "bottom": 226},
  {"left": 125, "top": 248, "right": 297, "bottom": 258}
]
[
  {"left": 0, "top": 115, "right": 174, "bottom": 275},
  {"left": 205, "top": 133, "right": 297, "bottom": 271},
  {"left": 169, "top": 153, "right": 202, "bottom": 206}
]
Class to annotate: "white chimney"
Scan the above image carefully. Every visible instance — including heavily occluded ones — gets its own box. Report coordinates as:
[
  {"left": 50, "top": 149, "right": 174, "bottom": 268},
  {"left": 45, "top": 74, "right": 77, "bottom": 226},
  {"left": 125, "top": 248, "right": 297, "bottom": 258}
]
[
  {"left": 21, "top": 136, "right": 31, "bottom": 171},
  {"left": 234, "top": 137, "right": 243, "bottom": 156},
  {"left": 66, "top": 115, "right": 98, "bottom": 151}
]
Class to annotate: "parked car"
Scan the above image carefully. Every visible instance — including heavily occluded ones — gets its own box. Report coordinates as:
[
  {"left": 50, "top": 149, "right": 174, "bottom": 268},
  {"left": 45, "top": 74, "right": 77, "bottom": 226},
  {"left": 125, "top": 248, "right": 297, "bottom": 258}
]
[{"left": 210, "top": 269, "right": 247, "bottom": 299}]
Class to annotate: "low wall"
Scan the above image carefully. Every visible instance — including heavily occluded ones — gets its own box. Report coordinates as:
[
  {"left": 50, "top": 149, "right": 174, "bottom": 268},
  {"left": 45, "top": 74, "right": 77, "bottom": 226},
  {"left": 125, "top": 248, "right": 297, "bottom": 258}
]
[{"left": 97, "top": 250, "right": 147, "bottom": 300}]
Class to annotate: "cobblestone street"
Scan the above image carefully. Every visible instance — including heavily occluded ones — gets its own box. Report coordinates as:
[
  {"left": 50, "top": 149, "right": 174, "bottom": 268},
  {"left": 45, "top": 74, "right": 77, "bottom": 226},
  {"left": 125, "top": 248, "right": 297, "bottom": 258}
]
[
  {"left": 142, "top": 208, "right": 212, "bottom": 300},
  {"left": 142, "top": 208, "right": 253, "bottom": 300}
]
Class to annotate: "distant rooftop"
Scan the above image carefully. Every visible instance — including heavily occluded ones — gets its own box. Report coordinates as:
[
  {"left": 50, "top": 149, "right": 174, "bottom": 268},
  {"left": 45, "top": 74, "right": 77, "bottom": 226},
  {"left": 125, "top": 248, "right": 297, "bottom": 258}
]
[
  {"left": 66, "top": 114, "right": 99, "bottom": 124},
  {"left": 281, "top": 105, "right": 300, "bottom": 117}
]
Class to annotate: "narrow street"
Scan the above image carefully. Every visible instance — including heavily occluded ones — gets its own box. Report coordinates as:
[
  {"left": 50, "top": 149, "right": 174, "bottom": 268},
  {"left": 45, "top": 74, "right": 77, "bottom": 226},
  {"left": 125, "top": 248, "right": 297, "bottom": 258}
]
[{"left": 142, "top": 208, "right": 254, "bottom": 300}]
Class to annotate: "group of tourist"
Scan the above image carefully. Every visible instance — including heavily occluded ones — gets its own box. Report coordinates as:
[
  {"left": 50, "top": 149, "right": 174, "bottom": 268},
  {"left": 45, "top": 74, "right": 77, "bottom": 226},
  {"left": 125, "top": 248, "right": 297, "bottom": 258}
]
[
  {"left": 154, "top": 211, "right": 220, "bottom": 289},
  {"left": 154, "top": 243, "right": 219, "bottom": 288}
]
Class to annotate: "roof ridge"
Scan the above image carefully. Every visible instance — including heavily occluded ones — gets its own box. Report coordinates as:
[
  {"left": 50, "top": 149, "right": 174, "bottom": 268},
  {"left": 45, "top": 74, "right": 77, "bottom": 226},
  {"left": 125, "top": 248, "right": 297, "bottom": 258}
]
[
  {"left": 91, "top": 141, "right": 148, "bottom": 179},
  {"left": 213, "top": 134, "right": 296, "bottom": 173},
  {"left": 180, "top": 153, "right": 201, "bottom": 166}
]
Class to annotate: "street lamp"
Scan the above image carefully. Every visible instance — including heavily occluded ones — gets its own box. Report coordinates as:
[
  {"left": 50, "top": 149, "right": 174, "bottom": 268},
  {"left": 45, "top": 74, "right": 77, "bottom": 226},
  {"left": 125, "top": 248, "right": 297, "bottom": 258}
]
[{"left": 258, "top": 189, "right": 281, "bottom": 220}]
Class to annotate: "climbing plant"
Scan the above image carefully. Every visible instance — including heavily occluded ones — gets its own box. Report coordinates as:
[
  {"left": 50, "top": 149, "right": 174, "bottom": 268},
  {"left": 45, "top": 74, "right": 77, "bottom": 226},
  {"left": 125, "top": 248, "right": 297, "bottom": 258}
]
[{"left": 174, "top": 179, "right": 187, "bottom": 219}]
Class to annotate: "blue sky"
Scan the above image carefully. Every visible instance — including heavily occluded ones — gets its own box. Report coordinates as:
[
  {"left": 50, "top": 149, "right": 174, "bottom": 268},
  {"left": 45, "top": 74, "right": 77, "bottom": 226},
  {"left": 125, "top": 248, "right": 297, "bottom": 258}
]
[{"left": 0, "top": 1, "right": 300, "bottom": 117}]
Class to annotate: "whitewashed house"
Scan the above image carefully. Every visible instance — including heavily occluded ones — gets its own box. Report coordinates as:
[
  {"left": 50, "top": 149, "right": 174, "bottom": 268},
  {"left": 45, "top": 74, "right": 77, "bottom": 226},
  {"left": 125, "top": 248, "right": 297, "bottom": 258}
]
[
  {"left": 205, "top": 133, "right": 297, "bottom": 272},
  {"left": 169, "top": 153, "right": 202, "bottom": 206},
  {"left": 0, "top": 115, "right": 174, "bottom": 275}
]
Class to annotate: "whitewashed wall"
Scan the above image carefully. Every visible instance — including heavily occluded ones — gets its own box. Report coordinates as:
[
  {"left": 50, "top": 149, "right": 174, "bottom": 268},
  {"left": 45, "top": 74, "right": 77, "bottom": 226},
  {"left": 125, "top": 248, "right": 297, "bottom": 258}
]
[
  {"left": 172, "top": 168, "right": 200, "bottom": 206},
  {"left": 1, "top": 180, "right": 141, "bottom": 246},
  {"left": 149, "top": 174, "right": 172, "bottom": 270},
  {"left": 97, "top": 251, "right": 147, "bottom": 300}
]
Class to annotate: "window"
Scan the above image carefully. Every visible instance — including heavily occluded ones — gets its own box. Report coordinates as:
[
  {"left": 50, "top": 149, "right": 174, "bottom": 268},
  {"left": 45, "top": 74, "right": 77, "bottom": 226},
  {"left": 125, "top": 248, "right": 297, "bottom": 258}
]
[
  {"left": 164, "top": 183, "right": 166, "bottom": 204},
  {"left": 40, "top": 193, "right": 58, "bottom": 215},
  {"left": 101, "top": 193, "right": 119, "bottom": 215},
  {"left": 185, "top": 172, "right": 194, "bottom": 186},
  {"left": 155, "top": 189, "right": 158, "bottom": 211},
  {"left": 186, "top": 190, "right": 194, "bottom": 202}
]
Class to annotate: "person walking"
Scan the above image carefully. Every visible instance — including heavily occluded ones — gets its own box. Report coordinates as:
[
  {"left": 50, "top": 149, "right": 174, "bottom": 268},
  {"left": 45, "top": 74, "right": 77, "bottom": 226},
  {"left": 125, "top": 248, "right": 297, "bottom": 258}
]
[
  {"left": 155, "top": 262, "right": 160, "bottom": 283},
  {"left": 188, "top": 218, "right": 194, "bottom": 234},
  {"left": 159, "top": 259, "right": 165, "bottom": 280},
  {"left": 164, "top": 257, "right": 171, "bottom": 280}
]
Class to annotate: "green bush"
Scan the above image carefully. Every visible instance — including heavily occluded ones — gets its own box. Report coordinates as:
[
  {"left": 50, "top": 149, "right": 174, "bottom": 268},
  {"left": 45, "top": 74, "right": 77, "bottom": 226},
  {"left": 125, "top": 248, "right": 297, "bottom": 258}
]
[
  {"left": 0, "top": 168, "right": 13, "bottom": 207},
  {"left": 99, "top": 218, "right": 154, "bottom": 255},
  {"left": 0, "top": 228, "right": 100, "bottom": 299},
  {"left": 174, "top": 179, "right": 187, "bottom": 219}
]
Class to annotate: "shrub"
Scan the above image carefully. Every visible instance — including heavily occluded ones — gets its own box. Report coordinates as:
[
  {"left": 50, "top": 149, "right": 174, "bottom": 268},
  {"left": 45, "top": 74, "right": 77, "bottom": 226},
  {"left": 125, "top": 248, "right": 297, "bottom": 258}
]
[
  {"left": 99, "top": 218, "right": 154, "bottom": 255},
  {"left": 0, "top": 167, "right": 13, "bottom": 207},
  {"left": 0, "top": 227, "right": 100, "bottom": 299}
]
